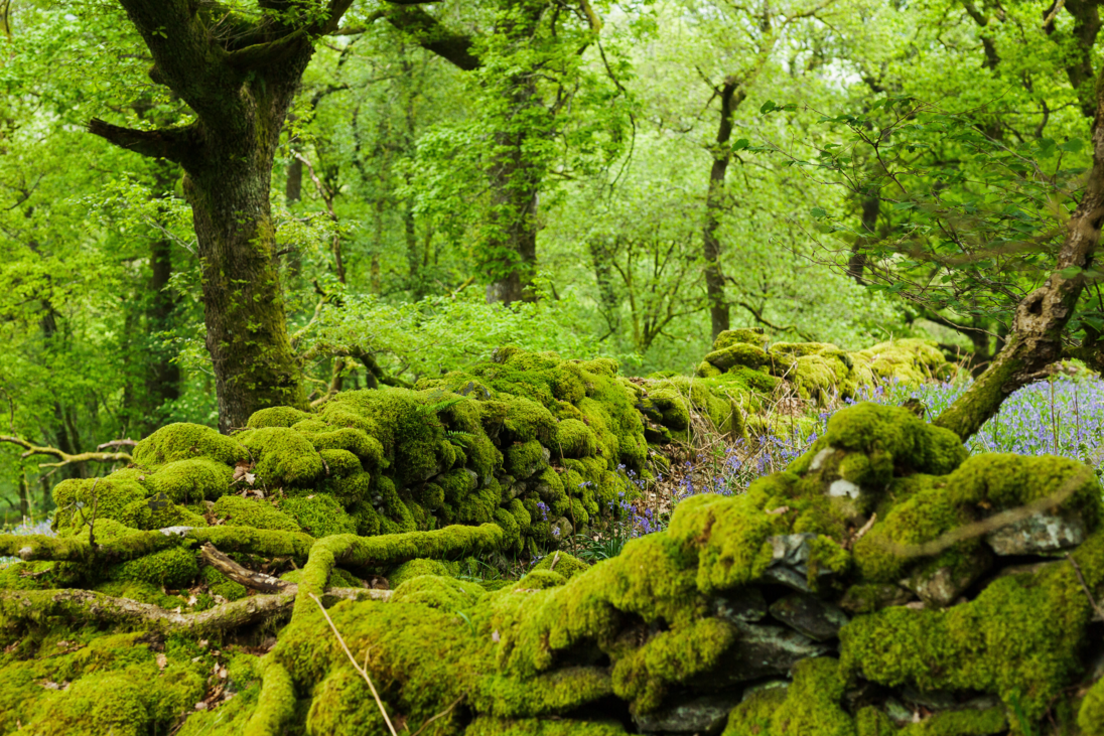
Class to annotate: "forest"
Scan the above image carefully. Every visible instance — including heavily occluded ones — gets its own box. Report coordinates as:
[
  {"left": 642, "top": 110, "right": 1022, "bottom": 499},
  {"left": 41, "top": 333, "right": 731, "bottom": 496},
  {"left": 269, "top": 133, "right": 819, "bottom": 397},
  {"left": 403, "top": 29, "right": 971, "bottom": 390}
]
[{"left": 2, "top": 0, "right": 1104, "bottom": 734}]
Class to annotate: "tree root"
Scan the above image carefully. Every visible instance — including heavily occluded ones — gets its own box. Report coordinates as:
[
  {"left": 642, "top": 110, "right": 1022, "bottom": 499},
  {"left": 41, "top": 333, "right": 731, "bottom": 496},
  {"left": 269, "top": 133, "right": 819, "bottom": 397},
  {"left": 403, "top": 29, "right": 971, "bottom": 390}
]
[{"left": 0, "top": 586, "right": 389, "bottom": 635}]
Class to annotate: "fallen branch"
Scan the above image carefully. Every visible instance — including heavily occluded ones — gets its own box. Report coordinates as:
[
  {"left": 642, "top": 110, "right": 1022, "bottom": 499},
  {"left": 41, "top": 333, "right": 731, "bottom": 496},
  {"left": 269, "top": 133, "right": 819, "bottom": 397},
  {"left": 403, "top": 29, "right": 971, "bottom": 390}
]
[
  {"left": 0, "top": 435, "right": 132, "bottom": 468},
  {"left": 201, "top": 542, "right": 291, "bottom": 594},
  {"left": 0, "top": 586, "right": 388, "bottom": 635},
  {"left": 97, "top": 439, "right": 137, "bottom": 451},
  {"left": 1066, "top": 553, "right": 1104, "bottom": 622}
]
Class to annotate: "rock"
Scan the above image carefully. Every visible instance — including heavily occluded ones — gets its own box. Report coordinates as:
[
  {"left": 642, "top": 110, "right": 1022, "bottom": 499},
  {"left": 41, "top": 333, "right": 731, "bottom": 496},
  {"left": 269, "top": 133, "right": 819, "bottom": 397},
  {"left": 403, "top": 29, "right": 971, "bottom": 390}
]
[
  {"left": 693, "top": 621, "right": 831, "bottom": 689},
  {"left": 551, "top": 517, "right": 573, "bottom": 541},
  {"left": 901, "top": 546, "right": 992, "bottom": 607},
  {"left": 838, "top": 584, "right": 915, "bottom": 614},
  {"left": 760, "top": 534, "right": 835, "bottom": 592},
  {"left": 768, "top": 593, "right": 849, "bottom": 641},
  {"left": 712, "top": 587, "right": 768, "bottom": 624},
  {"left": 827, "top": 479, "right": 861, "bottom": 500},
  {"left": 633, "top": 693, "right": 743, "bottom": 734},
  {"left": 901, "top": 686, "right": 956, "bottom": 710},
  {"left": 809, "top": 447, "right": 837, "bottom": 472},
  {"left": 884, "top": 697, "right": 915, "bottom": 726},
  {"left": 986, "top": 511, "right": 1086, "bottom": 555},
  {"left": 463, "top": 469, "right": 480, "bottom": 491}
]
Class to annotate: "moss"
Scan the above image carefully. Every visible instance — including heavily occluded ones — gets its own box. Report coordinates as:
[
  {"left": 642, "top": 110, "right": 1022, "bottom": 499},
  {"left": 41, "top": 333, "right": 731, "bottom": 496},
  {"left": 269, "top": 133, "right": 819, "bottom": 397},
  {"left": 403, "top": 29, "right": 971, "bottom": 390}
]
[
  {"left": 714, "top": 328, "right": 769, "bottom": 350},
  {"left": 317, "top": 448, "right": 362, "bottom": 477},
  {"left": 0, "top": 560, "right": 60, "bottom": 590},
  {"left": 704, "top": 343, "right": 770, "bottom": 370},
  {"left": 696, "top": 360, "right": 724, "bottom": 378},
  {"left": 466, "top": 717, "right": 628, "bottom": 735},
  {"left": 148, "top": 457, "right": 234, "bottom": 502},
  {"left": 648, "top": 388, "right": 691, "bottom": 431},
  {"left": 502, "top": 396, "right": 558, "bottom": 445},
  {"left": 213, "top": 495, "right": 302, "bottom": 532},
  {"left": 306, "top": 427, "right": 383, "bottom": 468},
  {"left": 133, "top": 422, "right": 247, "bottom": 466},
  {"left": 201, "top": 564, "right": 248, "bottom": 601},
  {"left": 239, "top": 427, "right": 325, "bottom": 487},
  {"left": 279, "top": 494, "right": 356, "bottom": 538},
  {"left": 118, "top": 497, "right": 207, "bottom": 530},
  {"left": 553, "top": 418, "right": 598, "bottom": 458},
  {"left": 898, "top": 708, "right": 1006, "bottom": 735},
  {"left": 247, "top": 406, "right": 314, "bottom": 428},
  {"left": 855, "top": 707, "right": 899, "bottom": 736},
  {"left": 94, "top": 579, "right": 188, "bottom": 608},
  {"left": 392, "top": 574, "right": 485, "bottom": 611},
  {"left": 333, "top": 471, "right": 373, "bottom": 505},
  {"left": 53, "top": 477, "right": 148, "bottom": 529},
  {"left": 389, "top": 558, "right": 460, "bottom": 588},
  {"left": 613, "top": 617, "right": 737, "bottom": 713},
  {"left": 723, "top": 684, "right": 789, "bottom": 735},
  {"left": 768, "top": 657, "right": 854, "bottom": 735},
  {"left": 853, "top": 339, "right": 949, "bottom": 385},
  {"left": 841, "top": 531, "right": 1104, "bottom": 720},
  {"left": 109, "top": 546, "right": 199, "bottom": 588},
  {"left": 505, "top": 439, "right": 548, "bottom": 480},
  {"left": 1080, "top": 676, "right": 1104, "bottom": 735},
  {"left": 823, "top": 402, "right": 967, "bottom": 476}
]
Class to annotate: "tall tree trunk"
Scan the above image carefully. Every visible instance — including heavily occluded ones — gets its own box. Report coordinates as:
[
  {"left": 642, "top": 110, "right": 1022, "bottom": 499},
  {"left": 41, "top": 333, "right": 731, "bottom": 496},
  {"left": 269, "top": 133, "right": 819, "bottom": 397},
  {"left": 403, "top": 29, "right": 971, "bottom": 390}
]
[
  {"left": 848, "top": 187, "right": 880, "bottom": 284},
  {"left": 933, "top": 62, "right": 1104, "bottom": 439},
  {"left": 86, "top": 2, "right": 354, "bottom": 430},
  {"left": 703, "top": 79, "right": 746, "bottom": 341}
]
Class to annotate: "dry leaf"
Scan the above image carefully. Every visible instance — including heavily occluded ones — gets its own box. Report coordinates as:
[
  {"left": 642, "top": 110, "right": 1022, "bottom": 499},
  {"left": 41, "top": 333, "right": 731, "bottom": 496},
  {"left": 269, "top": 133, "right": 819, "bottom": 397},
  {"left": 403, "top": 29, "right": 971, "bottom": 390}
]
[
  {"left": 188, "top": 595, "right": 198, "bottom": 606},
  {"left": 156, "top": 653, "right": 168, "bottom": 671},
  {"left": 766, "top": 506, "right": 791, "bottom": 515}
]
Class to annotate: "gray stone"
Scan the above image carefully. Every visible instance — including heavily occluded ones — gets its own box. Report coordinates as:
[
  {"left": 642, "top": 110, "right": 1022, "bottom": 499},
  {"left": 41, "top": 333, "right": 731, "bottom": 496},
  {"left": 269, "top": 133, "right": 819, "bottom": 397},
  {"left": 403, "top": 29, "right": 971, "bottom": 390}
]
[
  {"left": 809, "top": 447, "right": 837, "bottom": 472},
  {"left": 694, "top": 621, "right": 831, "bottom": 688},
  {"left": 828, "top": 479, "right": 861, "bottom": 499},
  {"left": 884, "top": 698, "right": 915, "bottom": 726},
  {"left": 634, "top": 693, "right": 743, "bottom": 734},
  {"left": 463, "top": 469, "right": 480, "bottom": 491},
  {"left": 901, "top": 546, "right": 992, "bottom": 607},
  {"left": 768, "top": 593, "right": 849, "bottom": 641},
  {"left": 986, "top": 511, "right": 1086, "bottom": 555},
  {"left": 838, "top": 584, "right": 915, "bottom": 614},
  {"left": 901, "top": 686, "right": 956, "bottom": 710},
  {"left": 712, "top": 587, "right": 768, "bottom": 624},
  {"left": 741, "top": 680, "right": 789, "bottom": 701},
  {"left": 760, "top": 534, "right": 835, "bottom": 593}
]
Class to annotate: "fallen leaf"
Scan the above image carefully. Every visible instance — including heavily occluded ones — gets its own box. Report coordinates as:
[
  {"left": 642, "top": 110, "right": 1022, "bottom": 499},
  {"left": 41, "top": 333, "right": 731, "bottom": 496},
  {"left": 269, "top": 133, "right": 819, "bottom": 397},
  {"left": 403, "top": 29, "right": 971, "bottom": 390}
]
[{"left": 156, "top": 654, "right": 168, "bottom": 670}]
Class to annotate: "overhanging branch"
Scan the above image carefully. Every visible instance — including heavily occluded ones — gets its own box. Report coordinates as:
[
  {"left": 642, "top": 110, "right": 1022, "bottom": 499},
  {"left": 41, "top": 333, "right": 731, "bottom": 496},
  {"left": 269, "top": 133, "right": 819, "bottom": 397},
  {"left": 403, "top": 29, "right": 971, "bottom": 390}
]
[
  {"left": 384, "top": 6, "right": 480, "bottom": 70},
  {"left": 87, "top": 119, "right": 199, "bottom": 165},
  {"left": 0, "top": 435, "right": 132, "bottom": 469}
]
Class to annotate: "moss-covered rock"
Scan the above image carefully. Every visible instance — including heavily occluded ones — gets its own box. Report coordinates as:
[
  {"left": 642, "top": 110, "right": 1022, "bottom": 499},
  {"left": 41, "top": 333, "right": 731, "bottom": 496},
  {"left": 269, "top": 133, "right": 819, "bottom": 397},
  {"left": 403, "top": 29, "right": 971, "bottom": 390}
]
[{"left": 132, "top": 422, "right": 247, "bottom": 465}]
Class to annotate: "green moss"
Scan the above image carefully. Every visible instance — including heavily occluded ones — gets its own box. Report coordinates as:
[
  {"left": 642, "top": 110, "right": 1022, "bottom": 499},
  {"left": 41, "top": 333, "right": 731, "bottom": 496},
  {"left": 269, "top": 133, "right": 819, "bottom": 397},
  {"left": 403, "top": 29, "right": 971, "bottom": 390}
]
[
  {"left": 213, "top": 495, "right": 302, "bottom": 532},
  {"left": 696, "top": 360, "right": 724, "bottom": 378},
  {"left": 768, "top": 657, "right": 854, "bottom": 735},
  {"left": 201, "top": 564, "right": 248, "bottom": 600},
  {"left": 148, "top": 457, "right": 234, "bottom": 502},
  {"left": 0, "top": 560, "right": 60, "bottom": 590},
  {"left": 899, "top": 708, "right": 1006, "bottom": 735},
  {"left": 502, "top": 396, "right": 559, "bottom": 445},
  {"left": 317, "top": 448, "right": 362, "bottom": 477},
  {"left": 133, "top": 422, "right": 247, "bottom": 465},
  {"left": 247, "top": 406, "right": 314, "bottom": 428},
  {"left": 388, "top": 558, "right": 460, "bottom": 588},
  {"left": 279, "top": 494, "right": 356, "bottom": 538},
  {"left": 239, "top": 427, "right": 326, "bottom": 487},
  {"left": 466, "top": 717, "right": 628, "bottom": 735},
  {"left": 853, "top": 339, "right": 949, "bottom": 385},
  {"left": 824, "top": 402, "right": 967, "bottom": 476},
  {"left": 714, "top": 328, "right": 769, "bottom": 350},
  {"left": 118, "top": 498, "right": 207, "bottom": 530},
  {"left": 553, "top": 419, "right": 598, "bottom": 458},
  {"left": 109, "top": 546, "right": 199, "bottom": 588},
  {"left": 94, "top": 579, "right": 188, "bottom": 608},
  {"left": 505, "top": 439, "right": 548, "bottom": 479},
  {"left": 391, "top": 574, "right": 485, "bottom": 611},
  {"left": 1080, "top": 676, "right": 1104, "bottom": 735},
  {"left": 723, "top": 684, "right": 789, "bottom": 735},
  {"left": 306, "top": 428, "right": 383, "bottom": 468},
  {"left": 842, "top": 531, "right": 1104, "bottom": 720},
  {"left": 704, "top": 343, "right": 770, "bottom": 370},
  {"left": 854, "top": 706, "right": 899, "bottom": 736},
  {"left": 53, "top": 477, "right": 149, "bottom": 530}
]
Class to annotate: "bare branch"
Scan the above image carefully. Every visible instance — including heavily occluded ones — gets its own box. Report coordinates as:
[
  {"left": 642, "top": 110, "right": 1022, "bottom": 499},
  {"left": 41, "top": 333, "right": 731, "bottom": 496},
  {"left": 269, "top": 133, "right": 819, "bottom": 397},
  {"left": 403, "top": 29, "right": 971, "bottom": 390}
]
[
  {"left": 0, "top": 435, "right": 132, "bottom": 469},
  {"left": 87, "top": 119, "right": 199, "bottom": 166}
]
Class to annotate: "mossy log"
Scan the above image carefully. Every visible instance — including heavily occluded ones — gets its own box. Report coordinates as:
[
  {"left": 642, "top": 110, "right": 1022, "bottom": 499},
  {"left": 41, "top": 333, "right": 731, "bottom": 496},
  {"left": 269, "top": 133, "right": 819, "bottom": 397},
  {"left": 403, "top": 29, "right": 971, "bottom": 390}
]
[{"left": 3, "top": 402, "right": 1103, "bottom": 734}]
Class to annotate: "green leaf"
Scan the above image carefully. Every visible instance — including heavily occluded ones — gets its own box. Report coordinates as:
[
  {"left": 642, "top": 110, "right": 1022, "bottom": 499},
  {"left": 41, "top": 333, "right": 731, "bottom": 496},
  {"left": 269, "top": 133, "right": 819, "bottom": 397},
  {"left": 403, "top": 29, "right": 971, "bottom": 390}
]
[
  {"left": 1059, "top": 266, "right": 1083, "bottom": 279},
  {"left": 732, "top": 138, "right": 750, "bottom": 151},
  {"left": 810, "top": 207, "right": 827, "bottom": 219},
  {"left": 760, "top": 100, "right": 776, "bottom": 114}
]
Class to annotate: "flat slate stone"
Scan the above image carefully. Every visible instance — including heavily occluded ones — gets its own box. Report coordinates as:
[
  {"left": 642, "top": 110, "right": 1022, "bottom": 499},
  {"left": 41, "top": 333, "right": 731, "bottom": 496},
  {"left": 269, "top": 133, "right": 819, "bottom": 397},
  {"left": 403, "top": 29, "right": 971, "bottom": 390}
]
[
  {"left": 760, "top": 534, "right": 835, "bottom": 593},
  {"left": 634, "top": 693, "right": 743, "bottom": 734},
  {"left": 768, "top": 593, "right": 849, "bottom": 641},
  {"left": 694, "top": 622, "right": 831, "bottom": 688},
  {"left": 712, "top": 587, "right": 768, "bottom": 624},
  {"left": 986, "top": 511, "right": 1086, "bottom": 555},
  {"left": 901, "top": 546, "right": 992, "bottom": 607}
]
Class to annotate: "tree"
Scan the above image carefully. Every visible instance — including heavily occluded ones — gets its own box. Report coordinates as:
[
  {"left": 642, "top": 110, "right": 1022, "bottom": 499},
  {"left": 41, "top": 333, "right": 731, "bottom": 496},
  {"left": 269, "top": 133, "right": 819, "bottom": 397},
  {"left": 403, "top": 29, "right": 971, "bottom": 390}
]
[{"left": 87, "top": 1, "right": 362, "bottom": 432}]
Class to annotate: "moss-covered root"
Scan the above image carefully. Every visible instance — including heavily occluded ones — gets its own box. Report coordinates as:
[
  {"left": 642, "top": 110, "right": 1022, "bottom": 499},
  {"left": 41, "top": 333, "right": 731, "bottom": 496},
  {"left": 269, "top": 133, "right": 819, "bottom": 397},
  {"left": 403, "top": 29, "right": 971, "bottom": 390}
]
[{"left": 242, "top": 659, "right": 297, "bottom": 736}]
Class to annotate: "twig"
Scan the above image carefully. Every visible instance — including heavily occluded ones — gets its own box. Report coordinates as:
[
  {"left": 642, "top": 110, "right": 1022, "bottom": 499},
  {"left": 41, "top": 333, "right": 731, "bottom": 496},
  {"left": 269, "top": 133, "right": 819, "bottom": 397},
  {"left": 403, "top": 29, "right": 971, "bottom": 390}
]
[
  {"left": 410, "top": 694, "right": 465, "bottom": 736},
  {"left": 97, "top": 439, "right": 137, "bottom": 451},
  {"left": 548, "top": 551, "right": 561, "bottom": 572},
  {"left": 1066, "top": 553, "right": 1104, "bottom": 621},
  {"left": 310, "top": 593, "right": 399, "bottom": 736}
]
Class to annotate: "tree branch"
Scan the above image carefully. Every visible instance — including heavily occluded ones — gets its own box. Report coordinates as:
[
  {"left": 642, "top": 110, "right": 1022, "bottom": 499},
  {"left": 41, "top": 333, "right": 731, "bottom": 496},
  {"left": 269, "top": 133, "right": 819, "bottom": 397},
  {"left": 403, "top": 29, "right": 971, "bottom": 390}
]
[
  {"left": 0, "top": 435, "right": 132, "bottom": 469},
  {"left": 225, "top": 29, "right": 310, "bottom": 71},
  {"left": 384, "top": 6, "right": 480, "bottom": 70},
  {"left": 86, "top": 119, "right": 199, "bottom": 166}
]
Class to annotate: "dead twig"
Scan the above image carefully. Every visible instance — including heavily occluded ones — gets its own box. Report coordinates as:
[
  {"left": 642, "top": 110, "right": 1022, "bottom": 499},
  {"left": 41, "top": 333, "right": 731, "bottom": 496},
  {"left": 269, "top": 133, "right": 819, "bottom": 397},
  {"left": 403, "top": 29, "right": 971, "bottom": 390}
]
[
  {"left": 1066, "top": 553, "right": 1104, "bottom": 621},
  {"left": 410, "top": 694, "right": 466, "bottom": 736},
  {"left": 310, "top": 592, "right": 399, "bottom": 736},
  {"left": 0, "top": 435, "right": 132, "bottom": 468}
]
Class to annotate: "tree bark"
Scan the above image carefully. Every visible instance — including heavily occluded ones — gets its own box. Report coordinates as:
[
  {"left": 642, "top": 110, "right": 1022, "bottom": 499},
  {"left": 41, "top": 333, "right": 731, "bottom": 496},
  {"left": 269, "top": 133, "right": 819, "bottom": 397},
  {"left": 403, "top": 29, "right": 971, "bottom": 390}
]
[
  {"left": 848, "top": 186, "right": 880, "bottom": 284},
  {"left": 87, "top": 1, "right": 356, "bottom": 431},
  {"left": 933, "top": 62, "right": 1104, "bottom": 440},
  {"left": 703, "top": 79, "right": 746, "bottom": 341}
]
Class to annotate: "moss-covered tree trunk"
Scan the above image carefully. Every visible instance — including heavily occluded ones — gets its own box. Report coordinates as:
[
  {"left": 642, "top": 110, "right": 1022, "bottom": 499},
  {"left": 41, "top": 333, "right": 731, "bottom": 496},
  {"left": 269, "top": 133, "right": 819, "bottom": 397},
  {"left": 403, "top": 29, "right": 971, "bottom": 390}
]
[
  {"left": 934, "top": 56, "right": 1104, "bottom": 440},
  {"left": 703, "top": 79, "right": 745, "bottom": 342},
  {"left": 87, "top": 1, "right": 356, "bottom": 431}
]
